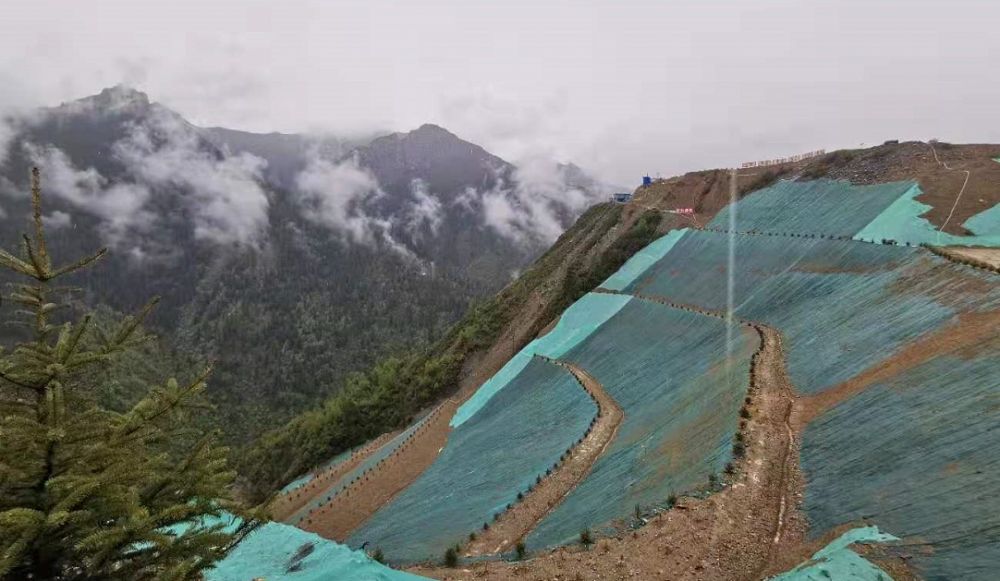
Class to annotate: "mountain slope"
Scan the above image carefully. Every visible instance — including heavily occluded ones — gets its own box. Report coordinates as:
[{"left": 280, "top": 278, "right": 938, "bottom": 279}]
[{"left": 247, "top": 141, "right": 998, "bottom": 581}]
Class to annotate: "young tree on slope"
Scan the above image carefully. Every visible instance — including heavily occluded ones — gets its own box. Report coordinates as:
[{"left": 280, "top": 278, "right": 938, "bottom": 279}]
[{"left": 0, "top": 169, "right": 259, "bottom": 580}]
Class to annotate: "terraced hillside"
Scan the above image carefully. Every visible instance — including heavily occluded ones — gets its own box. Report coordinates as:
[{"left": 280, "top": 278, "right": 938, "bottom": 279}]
[{"left": 235, "top": 142, "right": 998, "bottom": 581}]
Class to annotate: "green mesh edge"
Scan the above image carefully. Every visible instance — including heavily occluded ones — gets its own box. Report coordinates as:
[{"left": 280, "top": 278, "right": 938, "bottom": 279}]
[
  {"left": 600, "top": 228, "right": 689, "bottom": 290},
  {"left": 770, "top": 526, "right": 899, "bottom": 581},
  {"left": 854, "top": 184, "right": 1000, "bottom": 247},
  {"left": 450, "top": 292, "right": 631, "bottom": 427}
]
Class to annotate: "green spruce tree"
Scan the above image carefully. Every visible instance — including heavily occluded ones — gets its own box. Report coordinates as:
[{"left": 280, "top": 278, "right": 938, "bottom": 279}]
[{"left": 0, "top": 169, "right": 259, "bottom": 580}]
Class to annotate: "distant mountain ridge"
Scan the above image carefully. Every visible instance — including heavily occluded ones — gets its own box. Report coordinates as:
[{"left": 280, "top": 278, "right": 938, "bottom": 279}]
[{"left": 0, "top": 85, "right": 610, "bottom": 444}]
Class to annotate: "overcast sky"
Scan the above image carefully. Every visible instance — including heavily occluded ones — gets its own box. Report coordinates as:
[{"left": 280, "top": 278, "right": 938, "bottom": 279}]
[{"left": 1, "top": 0, "right": 997, "bottom": 184}]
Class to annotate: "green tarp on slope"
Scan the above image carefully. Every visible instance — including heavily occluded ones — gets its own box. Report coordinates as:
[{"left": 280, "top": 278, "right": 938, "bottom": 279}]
[
  {"left": 770, "top": 526, "right": 898, "bottom": 581},
  {"left": 854, "top": 184, "right": 1000, "bottom": 247},
  {"left": 600, "top": 228, "right": 689, "bottom": 290},
  {"left": 710, "top": 179, "right": 915, "bottom": 237},
  {"left": 450, "top": 292, "right": 630, "bottom": 427},
  {"left": 207, "top": 519, "right": 428, "bottom": 581}
]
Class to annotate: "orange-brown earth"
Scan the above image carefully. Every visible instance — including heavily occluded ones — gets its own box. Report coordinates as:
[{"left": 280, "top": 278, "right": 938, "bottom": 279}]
[
  {"left": 821, "top": 142, "right": 1000, "bottom": 235},
  {"left": 270, "top": 430, "right": 400, "bottom": 521},
  {"left": 301, "top": 400, "right": 457, "bottom": 541},
  {"left": 939, "top": 246, "right": 1000, "bottom": 270}
]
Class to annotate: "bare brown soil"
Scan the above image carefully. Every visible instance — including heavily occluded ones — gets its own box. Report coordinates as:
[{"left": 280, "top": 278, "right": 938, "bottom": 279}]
[
  {"left": 823, "top": 142, "right": 1000, "bottom": 235},
  {"left": 465, "top": 360, "right": 624, "bottom": 557},
  {"left": 938, "top": 246, "right": 1000, "bottom": 270},
  {"left": 631, "top": 168, "right": 795, "bottom": 229},
  {"left": 411, "top": 314, "right": 810, "bottom": 580},
  {"left": 269, "top": 429, "right": 400, "bottom": 521},
  {"left": 793, "top": 310, "right": 1000, "bottom": 430},
  {"left": 300, "top": 400, "right": 457, "bottom": 541}
]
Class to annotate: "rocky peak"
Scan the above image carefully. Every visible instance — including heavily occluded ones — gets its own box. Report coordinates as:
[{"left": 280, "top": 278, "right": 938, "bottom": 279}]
[{"left": 51, "top": 85, "right": 152, "bottom": 117}]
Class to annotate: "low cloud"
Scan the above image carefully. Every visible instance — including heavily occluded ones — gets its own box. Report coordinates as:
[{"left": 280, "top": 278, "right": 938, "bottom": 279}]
[
  {"left": 292, "top": 152, "right": 432, "bottom": 262},
  {"left": 438, "top": 90, "right": 573, "bottom": 165},
  {"left": 113, "top": 108, "right": 270, "bottom": 246},
  {"left": 23, "top": 105, "right": 271, "bottom": 252},
  {"left": 293, "top": 152, "right": 384, "bottom": 245},
  {"left": 43, "top": 210, "right": 72, "bottom": 229},
  {"left": 25, "top": 144, "right": 153, "bottom": 247},
  {"left": 405, "top": 179, "right": 443, "bottom": 241},
  {"left": 0, "top": 119, "right": 14, "bottom": 167},
  {"left": 477, "top": 155, "right": 603, "bottom": 246}
]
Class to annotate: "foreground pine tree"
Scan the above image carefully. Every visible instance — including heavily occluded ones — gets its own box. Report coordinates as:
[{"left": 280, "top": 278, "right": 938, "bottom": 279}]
[{"left": 0, "top": 169, "right": 258, "bottom": 580}]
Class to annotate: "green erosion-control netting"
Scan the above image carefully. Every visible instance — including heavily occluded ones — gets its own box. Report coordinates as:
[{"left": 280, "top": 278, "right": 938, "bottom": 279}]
[
  {"left": 854, "top": 184, "right": 1000, "bottom": 247},
  {"left": 628, "top": 230, "right": 1000, "bottom": 578},
  {"left": 526, "top": 299, "right": 756, "bottom": 549},
  {"left": 708, "top": 178, "right": 1000, "bottom": 247},
  {"left": 770, "top": 526, "right": 899, "bottom": 581},
  {"left": 601, "top": 228, "right": 689, "bottom": 291},
  {"left": 628, "top": 230, "right": 1000, "bottom": 396},
  {"left": 451, "top": 292, "right": 630, "bottom": 427},
  {"left": 348, "top": 357, "right": 596, "bottom": 563},
  {"left": 802, "top": 355, "right": 1000, "bottom": 580},
  {"left": 709, "top": 179, "right": 915, "bottom": 237},
  {"left": 287, "top": 408, "right": 437, "bottom": 526},
  {"left": 205, "top": 517, "right": 428, "bottom": 581}
]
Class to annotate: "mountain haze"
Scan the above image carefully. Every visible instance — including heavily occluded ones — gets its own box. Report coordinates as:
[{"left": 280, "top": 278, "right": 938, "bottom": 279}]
[{"left": 0, "top": 86, "right": 610, "bottom": 443}]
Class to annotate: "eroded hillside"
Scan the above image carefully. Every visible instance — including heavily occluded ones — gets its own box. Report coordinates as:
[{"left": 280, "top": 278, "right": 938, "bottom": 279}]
[{"left": 247, "top": 141, "right": 999, "bottom": 581}]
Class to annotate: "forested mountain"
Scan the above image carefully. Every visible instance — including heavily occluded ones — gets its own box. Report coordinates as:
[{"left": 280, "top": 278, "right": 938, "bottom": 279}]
[{"left": 0, "top": 85, "right": 609, "bottom": 444}]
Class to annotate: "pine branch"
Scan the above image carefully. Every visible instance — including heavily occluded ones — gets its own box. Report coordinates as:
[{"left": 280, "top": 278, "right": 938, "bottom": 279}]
[
  {"left": 50, "top": 248, "right": 108, "bottom": 280},
  {"left": 0, "top": 369, "right": 38, "bottom": 391},
  {"left": 1, "top": 169, "right": 243, "bottom": 578},
  {"left": 29, "top": 167, "right": 50, "bottom": 274},
  {"left": 0, "top": 248, "right": 36, "bottom": 277},
  {"left": 0, "top": 508, "right": 46, "bottom": 578},
  {"left": 105, "top": 298, "right": 160, "bottom": 354},
  {"left": 21, "top": 235, "right": 47, "bottom": 281},
  {"left": 114, "top": 369, "right": 212, "bottom": 443},
  {"left": 139, "top": 434, "right": 213, "bottom": 506}
]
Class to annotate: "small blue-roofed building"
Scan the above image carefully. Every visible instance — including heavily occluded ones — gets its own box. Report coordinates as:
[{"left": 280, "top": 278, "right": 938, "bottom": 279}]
[
  {"left": 610, "top": 192, "right": 633, "bottom": 203},
  {"left": 642, "top": 175, "right": 653, "bottom": 187}
]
